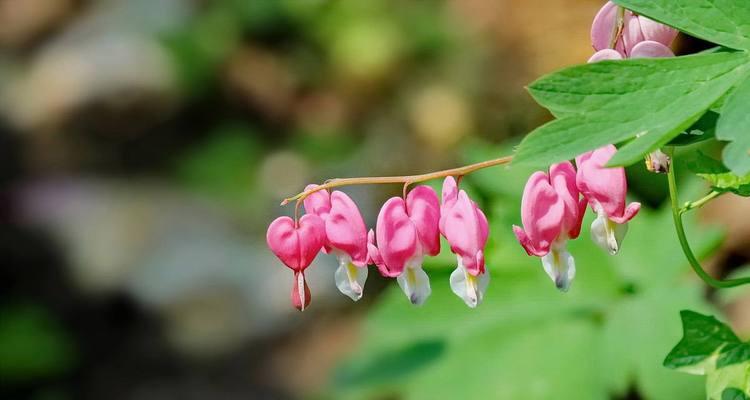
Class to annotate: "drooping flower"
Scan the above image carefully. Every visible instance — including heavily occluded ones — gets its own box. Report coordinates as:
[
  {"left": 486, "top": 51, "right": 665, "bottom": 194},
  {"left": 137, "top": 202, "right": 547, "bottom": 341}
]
[
  {"left": 303, "top": 185, "right": 369, "bottom": 301},
  {"left": 439, "top": 177, "right": 490, "bottom": 307},
  {"left": 576, "top": 145, "right": 641, "bottom": 255},
  {"left": 513, "top": 162, "right": 586, "bottom": 291},
  {"left": 266, "top": 214, "right": 326, "bottom": 311},
  {"left": 591, "top": 1, "right": 677, "bottom": 57},
  {"left": 368, "top": 186, "right": 440, "bottom": 305}
]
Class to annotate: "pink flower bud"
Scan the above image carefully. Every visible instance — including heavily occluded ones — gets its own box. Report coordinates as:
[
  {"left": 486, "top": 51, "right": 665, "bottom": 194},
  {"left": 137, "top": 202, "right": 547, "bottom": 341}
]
[
  {"left": 266, "top": 214, "right": 326, "bottom": 311},
  {"left": 440, "top": 177, "right": 490, "bottom": 308},
  {"left": 576, "top": 145, "right": 641, "bottom": 255},
  {"left": 369, "top": 186, "right": 440, "bottom": 305},
  {"left": 513, "top": 162, "right": 586, "bottom": 291}
]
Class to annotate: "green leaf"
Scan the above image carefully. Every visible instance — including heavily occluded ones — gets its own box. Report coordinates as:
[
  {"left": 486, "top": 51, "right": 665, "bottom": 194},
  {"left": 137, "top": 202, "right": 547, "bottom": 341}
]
[
  {"left": 688, "top": 152, "right": 750, "bottom": 196},
  {"left": 613, "top": 0, "right": 750, "bottom": 51},
  {"left": 717, "top": 74, "right": 750, "bottom": 175},
  {"left": 723, "top": 388, "right": 750, "bottom": 400},
  {"left": 514, "top": 52, "right": 750, "bottom": 167},
  {"left": 708, "top": 363, "right": 750, "bottom": 400},
  {"left": 669, "top": 111, "right": 718, "bottom": 146},
  {"left": 664, "top": 311, "right": 741, "bottom": 371}
]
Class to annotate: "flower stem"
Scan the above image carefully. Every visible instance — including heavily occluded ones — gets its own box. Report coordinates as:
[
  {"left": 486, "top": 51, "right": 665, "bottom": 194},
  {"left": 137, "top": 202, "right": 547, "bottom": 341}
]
[
  {"left": 667, "top": 151, "right": 750, "bottom": 288},
  {"left": 280, "top": 155, "right": 513, "bottom": 205},
  {"left": 680, "top": 190, "right": 723, "bottom": 215}
]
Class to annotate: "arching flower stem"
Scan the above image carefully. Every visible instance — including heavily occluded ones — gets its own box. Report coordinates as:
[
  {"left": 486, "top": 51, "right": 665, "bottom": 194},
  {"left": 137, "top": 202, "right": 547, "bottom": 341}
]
[
  {"left": 280, "top": 155, "right": 514, "bottom": 206},
  {"left": 667, "top": 148, "right": 750, "bottom": 289}
]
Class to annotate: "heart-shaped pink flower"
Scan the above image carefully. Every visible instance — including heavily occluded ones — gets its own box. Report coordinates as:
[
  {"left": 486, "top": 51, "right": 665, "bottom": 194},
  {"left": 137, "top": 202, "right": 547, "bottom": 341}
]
[{"left": 266, "top": 214, "right": 326, "bottom": 310}]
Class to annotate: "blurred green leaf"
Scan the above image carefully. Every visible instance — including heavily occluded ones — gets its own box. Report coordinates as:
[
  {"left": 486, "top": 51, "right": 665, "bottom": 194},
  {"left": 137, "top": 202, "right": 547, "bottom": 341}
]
[
  {"left": 687, "top": 152, "right": 750, "bottom": 196},
  {"left": 175, "top": 123, "right": 261, "bottom": 205},
  {"left": 723, "top": 387, "right": 750, "bottom": 400},
  {"left": 0, "top": 305, "right": 76, "bottom": 382},
  {"left": 332, "top": 169, "right": 720, "bottom": 399}
]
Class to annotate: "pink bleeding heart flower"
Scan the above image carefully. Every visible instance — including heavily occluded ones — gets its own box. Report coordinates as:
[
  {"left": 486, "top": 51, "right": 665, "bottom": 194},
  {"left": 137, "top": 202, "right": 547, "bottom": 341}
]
[
  {"left": 591, "top": 1, "right": 677, "bottom": 57},
  {"left": 304, "top": 185, "right": 369, "bottom": 301},
  {"left": 266, "top": 214, "right": 326, "bottom": 311},
  {"left": 513, "top": 162, "right": 586, "bottom": 291},
  {"left": 576, "top": 145, "right": 641, "bottom": 255},
  {"left": 440, "top": 177, "right": 490, "bottom": 308},
  {"left": 368, "top": 186, "right": 440, "bottom": 306}
]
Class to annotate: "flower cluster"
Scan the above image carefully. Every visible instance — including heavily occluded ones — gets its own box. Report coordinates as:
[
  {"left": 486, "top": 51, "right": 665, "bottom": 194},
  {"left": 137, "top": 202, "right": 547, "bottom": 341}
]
[
  {"left": 514, "top": 146, "right": 641, "bottom": 291},
  {"left": 267, "top": 177, "right": 489, "bottom": 310},
  {"left": 590, "top": 1, "right": 677, "bottom": 62}
]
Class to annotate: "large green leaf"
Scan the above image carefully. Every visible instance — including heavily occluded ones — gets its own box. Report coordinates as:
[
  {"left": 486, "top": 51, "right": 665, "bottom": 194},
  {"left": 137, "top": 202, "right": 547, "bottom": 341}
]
[
  {"left": 514, "top": 52, "right": 750, "bottom": 168},
  {"left": 613, "top": 0, "right": 750, "bottom": 51},
  {"left": 687, "top": 152, "right": 750, "bottom": 196},
  {"left": 717, "top": 74, "right": 750, "bottom": 175}
]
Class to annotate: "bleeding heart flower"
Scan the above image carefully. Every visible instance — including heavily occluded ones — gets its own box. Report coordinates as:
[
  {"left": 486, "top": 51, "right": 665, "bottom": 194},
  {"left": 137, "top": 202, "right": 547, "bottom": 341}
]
[
  {"left": 513, "top": 162, "right": 586, "bottom": 291},
  {"left": 304, "top": 185, "right": 369, "bottom": 301},
  {"left": 266, "top": 214, "right": 326, "bottom": 311},
  {"left": 576, "top": 145, "right": 641, "bottom": 255},
  {"left": 368, "top": 186, "right": 440, "bottom": 306},
  {"left": 591, "top": 1, "right": 677, "bottom": 57},
  {"left": 440, "top": 177, "right": 490, "bottom": 308}
]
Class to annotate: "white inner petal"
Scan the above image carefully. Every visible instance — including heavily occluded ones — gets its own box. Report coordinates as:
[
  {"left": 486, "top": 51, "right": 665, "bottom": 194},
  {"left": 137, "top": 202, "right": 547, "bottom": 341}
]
[
  {"left": 541, "top": 244, "right": 576, "bottom": 292},
  {"left": 334, "top": 256, "right": 368, "bottom": 301},
  {"left": 396, "top": 260, "right": 431, "bottom": 306},
  {"left": 449, "top": 257, "right": 490, "bottom": 308},
  {"left": 590, "top": 212, "right": 629, "bottom": 255}
]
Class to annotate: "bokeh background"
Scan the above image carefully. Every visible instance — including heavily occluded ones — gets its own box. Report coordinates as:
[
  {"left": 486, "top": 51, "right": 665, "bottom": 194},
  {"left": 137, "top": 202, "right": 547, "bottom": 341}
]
[{"left": 0, "top": 1, "right": 748, "bottom": 399}]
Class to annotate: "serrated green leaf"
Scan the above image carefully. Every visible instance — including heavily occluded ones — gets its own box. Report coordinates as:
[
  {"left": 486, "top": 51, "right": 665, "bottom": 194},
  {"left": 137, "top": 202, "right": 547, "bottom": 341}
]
[
  {"left": 723, "top": 387, "right": 750, "bottom": 400},
  {"left": 515, "top": 52, "right": 750, "bottom": 168},
  {"left": 717, "top": 74, "right": 750, "bottom": 175},
  {"left": 613, "top": 0, "right": 750, "bottom": 51},
  {"left": 664, "top": 311, "right": 741, "bottom": 370}
]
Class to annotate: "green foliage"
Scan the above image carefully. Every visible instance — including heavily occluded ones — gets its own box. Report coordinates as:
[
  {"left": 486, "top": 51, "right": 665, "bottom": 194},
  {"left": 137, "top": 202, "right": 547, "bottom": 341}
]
[
  {"left": 687, "top": 152, "right": 750, "bottom": 196},
  {"left": 724, "top": 388, "right": 750, "bottom": 400},
  {"left": 664, "top": 311, "right": 750, "bottom": 399},
  {"left": 613, "top": 0, "right": 750, "bottom": 51},
  {"left": 716, "top": 75, "right": 750, "bottom": 175},
  {"left": 514, "top": 52, "right": 750, "bottom": 168},
  {"left": 0, "top": 305, "right": 76, "bottom": 382},
  {"left": 329, "top": 152, "right": 724, "bottom": 400}
]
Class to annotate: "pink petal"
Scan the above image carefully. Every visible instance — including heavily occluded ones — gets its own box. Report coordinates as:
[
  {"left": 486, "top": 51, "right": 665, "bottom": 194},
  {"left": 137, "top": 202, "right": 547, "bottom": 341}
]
[
  {"left": 326, "top": 191, "right": 369, "bottom": 267},
  {"left": 588, "top": 49, "right": 624, "bottom": 63},
  {"left": 591, "top": 1, "right": 628, "bottom": 54},
  {"left": 516, "top": 171, "right": 565, "bottom": 256},
  {"left": 549, "top": 162, "right": 585, "bottom": 240},
  {"left": 439, "top": 176, "right": 459, "bottom": 236},
  {"left": 610, "top": 201, "right": 641, "bottom": 224},
  {"left": 629, "top": 40, "right": 674, "bottom": 58},
  {"left": 442, "top": 191, "right": 487, "bottom": 276},
  {"left": 622, "top": 13, "right": 645, "bottom": 55},
  {"left": 303, "top": 184, "right": 331, "bottom": 219},
  {"left": 376, "top": 197, "right": 418, "bottom": 277},
  {"left": 290, "top": 271, "right": 311, "bottom": 311},
  {"left": 638, "top": 16, "right": 678, "bottom": 46},
  {"left": 266, "top": 214, "right": 326, "bottom": 271},
  {"left": 576, "top": 145, "right": 628, "bottom": 220},
  {"left": 406, "top": 185, "right": 441, "bottom": 256}
]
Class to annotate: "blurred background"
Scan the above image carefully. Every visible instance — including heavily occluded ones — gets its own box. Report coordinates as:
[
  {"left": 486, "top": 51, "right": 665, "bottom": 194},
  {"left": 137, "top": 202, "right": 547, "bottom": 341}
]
[{"left": 0, "top": 0, "right": 748, "bottom": 399}]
